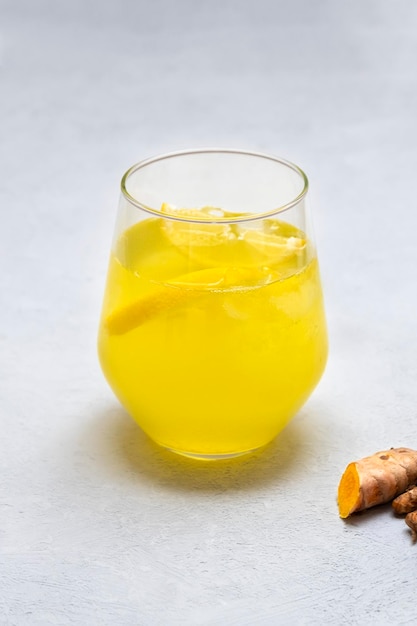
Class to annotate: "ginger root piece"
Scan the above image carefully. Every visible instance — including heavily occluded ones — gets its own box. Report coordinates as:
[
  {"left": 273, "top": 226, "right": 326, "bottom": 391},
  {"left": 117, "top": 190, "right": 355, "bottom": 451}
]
[
  {"left": 392, "top": 486, "right": 417, "bottom": 515},
  {"left": 338, "top": 447, "right": 417, "bottom": 518},
  {"left": 405, "top": 511, "right": 417, "bottom": 541}
]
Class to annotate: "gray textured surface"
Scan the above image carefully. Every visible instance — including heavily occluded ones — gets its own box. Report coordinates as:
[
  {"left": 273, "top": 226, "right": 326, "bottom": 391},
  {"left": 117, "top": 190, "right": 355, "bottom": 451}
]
[{"left": 2, "top": 0, "right": 417, "bottom": 624}]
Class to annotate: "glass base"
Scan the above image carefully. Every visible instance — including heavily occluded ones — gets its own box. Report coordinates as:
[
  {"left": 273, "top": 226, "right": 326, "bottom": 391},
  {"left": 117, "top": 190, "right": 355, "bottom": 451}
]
[{"left": 164, "top": 445, "right": 265, "bottom": 461}]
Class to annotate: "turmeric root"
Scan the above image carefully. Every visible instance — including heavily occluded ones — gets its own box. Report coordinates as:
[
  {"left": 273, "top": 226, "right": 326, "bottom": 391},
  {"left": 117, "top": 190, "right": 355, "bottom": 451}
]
[
  {"left": 392, "top": 486, "right": 417, "bottom": 515},
  {"left": 338, "top": 447, "right": 417, "bottom": 518},
  {"left": 405, "top": 511, "right": 417, "bottom": 541}
]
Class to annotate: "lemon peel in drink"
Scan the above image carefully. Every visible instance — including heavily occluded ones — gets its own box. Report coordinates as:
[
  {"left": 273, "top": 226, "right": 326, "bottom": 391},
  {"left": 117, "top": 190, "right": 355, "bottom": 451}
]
[{"left": 104, "top": 266, "right": 273, "bottom": 335}]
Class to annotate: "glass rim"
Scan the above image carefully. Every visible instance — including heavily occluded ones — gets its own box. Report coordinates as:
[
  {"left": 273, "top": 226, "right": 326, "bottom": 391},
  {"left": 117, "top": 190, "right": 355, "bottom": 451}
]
[{"left": 120, "top": 148, "right": 309, "bottom": 223}]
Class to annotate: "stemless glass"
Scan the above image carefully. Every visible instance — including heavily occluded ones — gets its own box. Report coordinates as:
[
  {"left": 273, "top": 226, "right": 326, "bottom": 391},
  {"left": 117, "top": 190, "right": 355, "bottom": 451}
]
[{"left": 98, "top": 149, "right": 328, "bottom": 459}]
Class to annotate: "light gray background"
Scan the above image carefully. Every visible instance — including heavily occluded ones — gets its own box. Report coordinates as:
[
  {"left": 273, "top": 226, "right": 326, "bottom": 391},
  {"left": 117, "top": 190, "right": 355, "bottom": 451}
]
[{"left": 1, "top": 1, "right": 417, "bottom": 624}]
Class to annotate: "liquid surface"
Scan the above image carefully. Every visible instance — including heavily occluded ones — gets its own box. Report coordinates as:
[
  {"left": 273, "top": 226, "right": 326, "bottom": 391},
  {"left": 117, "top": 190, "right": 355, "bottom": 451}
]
[{"left": 98, "top": 210, "right": 328, "bottom": 456}]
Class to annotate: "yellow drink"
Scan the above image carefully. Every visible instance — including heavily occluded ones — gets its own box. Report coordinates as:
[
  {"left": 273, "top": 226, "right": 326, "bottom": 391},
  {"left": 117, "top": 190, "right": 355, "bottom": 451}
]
[{"left": 98, "top": 209, "right": 327, "bottom": 458}]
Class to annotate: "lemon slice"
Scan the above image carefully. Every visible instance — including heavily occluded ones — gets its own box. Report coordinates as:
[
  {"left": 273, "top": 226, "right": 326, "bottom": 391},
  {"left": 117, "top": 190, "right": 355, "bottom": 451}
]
[
  {"left": 242, "top": 229, "right": 306, "bottom": 260},
  {"left": 105, "top": 266, "right": 272, "bottom": 335}
]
